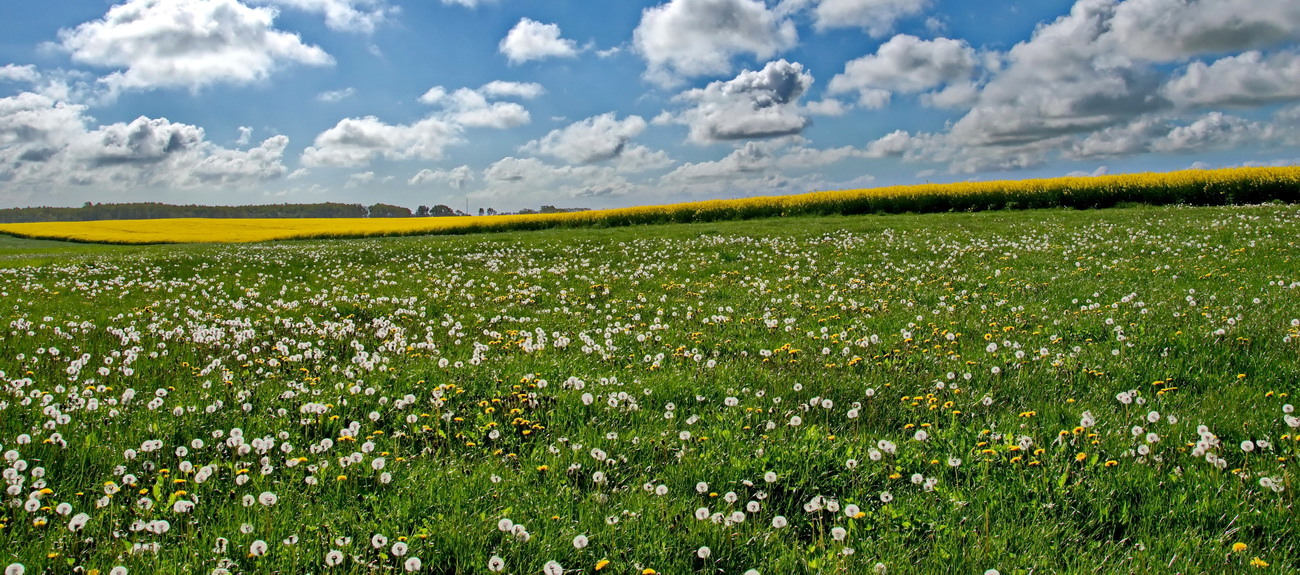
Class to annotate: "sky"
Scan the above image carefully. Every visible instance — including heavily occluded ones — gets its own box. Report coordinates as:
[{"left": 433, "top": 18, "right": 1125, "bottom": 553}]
[{"left": 0, "top": 0, "right": 1298, "bottom": 212}]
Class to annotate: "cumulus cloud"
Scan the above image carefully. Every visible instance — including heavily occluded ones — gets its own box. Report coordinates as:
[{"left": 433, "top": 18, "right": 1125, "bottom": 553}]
[
  {"left": 479, "top": 81, "right": 545, "bottom": 100},
  {"left": 418, "top": 85, "right": 531, "bottom": 129},
  {"left": 634, "top": 0, "right": 797, "bottom": 86},
  {"left": 302, "top": 79, "right": 537, "bottom": 169},
  {"left": 946, "top": 0, "right": 1165, "bottom": 149},
  {"left": 300, "top": 116, "right": 462, "bottom": 167},
  {"left": 1163, "top": 51, "right": 1300, "bottom": 108},
  {"left": 252, "top": 0, "right": 392, "bottom": 34},
  {"left": 409, "top": 165, "right": 474, "bottom": 189},
  {"left": 789, "top": 0, "right": 932, "bottom": 36},
  {"left": 522, "top": 113, "right": 649, "bottom": 164},
  {"left": 58, "top": 0, "right": 333, "bottom": 93},
  {"left": 663, "top": 139, "right": 863, "bottom": 181},
  {"left": 828, "top": 34, "right": 977, "bottom": 108},
  {"left": 0, "top": 91, "right": 288, "bottom": 197},
  {"left": 478, "top": 157, "right": 635, "bottom": 202},
  {"left": 1108, "top": 0, "right": 1300, "bottom": 62},
  {"left": 1156, "top": 112, "right": 1276, "bottom": 153},
  {"left": 0, "top": 65, "right": 41, "bottom": 84},
  {"left": 499, "top": 18, "right": 580, "bottom": 64},
  {"left": 666, "top": 60, "right": 813, "bottom": 143}
]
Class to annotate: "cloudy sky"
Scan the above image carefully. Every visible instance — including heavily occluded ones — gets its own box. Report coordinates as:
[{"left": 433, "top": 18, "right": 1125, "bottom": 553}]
[{"left": 1, "top": 0, "right": 1298, "bottom": 211}]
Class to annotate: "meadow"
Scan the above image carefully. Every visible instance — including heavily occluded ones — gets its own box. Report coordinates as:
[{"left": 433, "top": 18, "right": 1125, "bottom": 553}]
[{"left": 0, "top": 203, "right": 1298, "bottom": 574}]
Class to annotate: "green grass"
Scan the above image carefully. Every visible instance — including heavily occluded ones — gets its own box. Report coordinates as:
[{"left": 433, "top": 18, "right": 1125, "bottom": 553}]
[{"left": 1, "top": 205, "right": 1298, "bottom": 574}]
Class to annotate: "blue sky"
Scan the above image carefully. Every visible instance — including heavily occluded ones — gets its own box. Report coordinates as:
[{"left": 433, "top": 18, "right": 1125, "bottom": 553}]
[{"left": 1, "top": 0, "right": 1298, "bottom": 211}]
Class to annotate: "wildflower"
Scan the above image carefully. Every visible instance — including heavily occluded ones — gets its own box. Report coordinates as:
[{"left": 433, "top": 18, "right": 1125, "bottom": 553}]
[
  {"left": 68, "top": 512, "right": 90, "bottom": 531},
  {"left": 404, "top": 558, "right": 421, "bottom": 572},
  {"left": 831, "top": 526, "right": 847, "bottom": 541},
  {"left": 697, "top": 546, "right": 711, "bottom": 559},
  {"left": 258, "top": 492, "right": 278, "bottom": 506},
  {"left": 596, "top": 559, "right": 610, "bottom": 570},
  {"left": 695, "top": 507, "right": 710, "bottom": 520},
  {"left": 573, "top": 534, "right": 589, "bottom": 549},
  {"left": 487, "top": 556, "right": 505, "bottom": 572},
  {"left": 1250, "top": 557, "right": 1269, "bottom": 568},
  {"left": 1233, "top": 542, "right": 1249, "bottom": 553},
  {"left": 391, "top": 542, "right": 408, "bottom": 556},
  {"left": 772, "top": 515, "right": 788, "bottom": 528},
  {"left": 543, "top": 561, "right": 563, "bottom": 575},
  {"left": 5, "top": 564, "right": 24, "bottom": 575},
  {"left": 371, "top": 534, "right": 388, "bottom": 549},
  {"left": 249, "top": 540, "right": 268, "bottom": 557}
]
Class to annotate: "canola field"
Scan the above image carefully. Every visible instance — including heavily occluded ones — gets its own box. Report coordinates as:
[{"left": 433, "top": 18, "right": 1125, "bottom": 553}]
[
  {"left": 1, "top": 166, "right": 1298, "bottom": 245},
  {"left": 1, "top": 204, "right": 1299, "bottom": 574}
]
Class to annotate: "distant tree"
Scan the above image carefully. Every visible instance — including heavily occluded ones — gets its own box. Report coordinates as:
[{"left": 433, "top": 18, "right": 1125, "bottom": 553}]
[
  {"left": 478, "top": 208, "right": 484, "bottom": 216},
  {"left": 518, "top": 208, "right": 538, "bottom": 215},
  {"left": 429, "top": 204, "right": 456, "bottom": 217},
  {"left": 368, "top": 203, "right": 413, "bottom": 218},
  {"left": 415, "top": 205, "right": 431, "bottom": 217},
  {"left": 486, "top": 208, "right": 498, "bottom": 215}
]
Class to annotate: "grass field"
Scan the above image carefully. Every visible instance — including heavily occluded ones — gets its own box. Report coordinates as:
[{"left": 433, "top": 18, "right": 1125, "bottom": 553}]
[{"left": 1, "top": 204, "right": 1299, "bottom": 574}]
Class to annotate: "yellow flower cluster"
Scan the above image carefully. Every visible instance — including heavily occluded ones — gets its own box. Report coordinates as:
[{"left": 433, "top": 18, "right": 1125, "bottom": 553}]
[{"left": 1, "top": 166, "right": 1296, "bottom": 244}]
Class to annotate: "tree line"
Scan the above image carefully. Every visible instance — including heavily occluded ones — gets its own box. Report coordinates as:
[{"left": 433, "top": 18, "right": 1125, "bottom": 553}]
[{"left": 0, "top": 202, "right": 589, "bottom": 223}]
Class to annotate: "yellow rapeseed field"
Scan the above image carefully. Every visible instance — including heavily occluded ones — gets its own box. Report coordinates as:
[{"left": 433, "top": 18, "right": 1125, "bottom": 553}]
[{"left": 2, "top": 166, "right": 1297, "bottom": 244}]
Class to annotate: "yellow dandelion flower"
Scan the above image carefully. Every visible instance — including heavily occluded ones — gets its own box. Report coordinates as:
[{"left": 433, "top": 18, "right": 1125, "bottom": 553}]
[
  {"left": 1250, "top": 557, "right": 1269, "bottom": 568},
  {"left": 1075, "top": 452, "right": 1087, "bottom": 462},
  {"left": 1233, "top": 542, "right": 1248, "bottom": 553},
  {"left": 596, "top": 560, "right": 610, "bottom": 571}
]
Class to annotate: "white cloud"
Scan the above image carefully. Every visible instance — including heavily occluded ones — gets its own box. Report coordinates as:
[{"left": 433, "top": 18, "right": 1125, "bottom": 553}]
[
  {"left": 808, "top": 0, "right": 932, "bottom": 36},
  {"left": 828, "top": 34, "right": 977, "bottom": 108},
  {"left": 614, "top": 145, "right": 675, "bottom": 173},
  {"left": 0, "top": 91, "right": 289, "bottom": 198},
  {"left": 946, "top": 0, "right": 1161, "bottom": 149},
  {"left": 440, "top": 0, "right": 491, "bottom": 6},
  {"left": 479, "top": 81, "right": 545, "bottom": 100},
  {"left": 663, "top": 139, "right": 862, "bottom": 181},
  {"left": 478, "top": 157, "right": 634, "bottom": 202},
  {"left": 1156, "top": 112, "right": 1275, "bottom": 153},
  {"left": 0, "top": 65, "right": 41, "bottom": 84},
  {"left": 1069, "top": 112, "right": 1277, "bottom": 158},
  {"left": 1109, "top": 0, "right": 1300, "bottom": 62},
  {"left": 418, "top": 86, "right": 531, "bottom": 129},
  {"left": 252, "top": 0, "right": 392, "bottom": 34},
  {"left": 235, "top": 126, "right": 253, "bottom": 145},
  {"left": 667, "top": 59, "right": 813, "bottom": 143},
  {"left": 409, "top": 165, "right": 474, "bottom": 189},
  {"left": 58, "top": 0, "right": 333, "bottom": 93},
  {"left": 1068, "top": 117, "right": 1168, "bottom": 159},
  {"left": 1163, "top": 51, "right": 1300, "bottom": 108},
  {"left": 316, "top": 87, "right": 356, "bottom": 102},
  {"left": 499, "top": 18, "right": 580, "bottom": 65},
  {"left": 300, "top": 116, "right": 462, "bottom": 167},
  {"left": 522, "top": 113, "right": 649, "bottom": 164},
  {"left": 634, "top": 0, "right": 797, "bottom": 86},
  {"left": 804, "top": 99, "right": 848, "bottom": 116}
]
